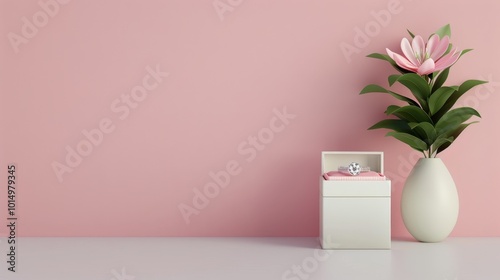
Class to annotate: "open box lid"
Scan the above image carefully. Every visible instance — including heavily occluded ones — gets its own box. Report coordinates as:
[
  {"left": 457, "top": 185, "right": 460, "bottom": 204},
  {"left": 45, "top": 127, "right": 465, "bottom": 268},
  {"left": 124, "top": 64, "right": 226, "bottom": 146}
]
[{"left": 321, "top": 151, "right": 384, "bottom": 174}]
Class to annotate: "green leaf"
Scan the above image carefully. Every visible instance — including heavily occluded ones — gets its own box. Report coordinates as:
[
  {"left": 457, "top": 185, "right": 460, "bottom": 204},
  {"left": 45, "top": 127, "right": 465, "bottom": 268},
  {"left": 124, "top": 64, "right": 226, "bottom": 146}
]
[
  {"left": 432, "top": 136, "right": 454, "bottom": 156},
  {"left": 388, "top": 74, "right": 401, "bottom": 86},
  {"left": 435, "top": 107, "right": 481, "bottom": 135},
  {"left": 428, "top": 86, "right": 457, "bottom": 115},
  {"left": 458, "top": 79, "right": 488, "bottom": 96},
  {"left": 434, "top": 24, "right": 451, "bottom": 39},
  {"left": 389, "top": 105, "right": 433, "bottom": 124},
  {"left": 436, "top": 122, "right": 478, "bottom": 154},
  {"left": 396, "top": 73, "right": 431, "bottom": 111},
  {"left": 368, "top": 119, "right": 412, "bottom": 133},
  {"left": 409, "top": 122, "right": 437, "bottom": 145},
  {"left": 385, "top": 105, "right": 401, "bottom": 115},
  {"left": 366, "top": 53, "right": 410, "bottom": 74},
  {"left": 459, "top": 48, "right": 473, "bottom": 58},
  {"left": 386, "top": 131, "right": 428, "bottom": 151},
  {"left": 432, "top": 79, "right": 488, "bottom": 121},
  {"left": 428, "top": 72, "right": 434, "bottom": 80},
  {"left": 431, "top": 67, "right": 450, "bottom": 92},
  {"left": 360, "top": 84, "right": 419, "bottom": 106},
  {"left": 360, "top": 84, "right": 387, "bottom": 94},
  {"left": 407, "top": 29, "right": 415, "bottom": 38}
]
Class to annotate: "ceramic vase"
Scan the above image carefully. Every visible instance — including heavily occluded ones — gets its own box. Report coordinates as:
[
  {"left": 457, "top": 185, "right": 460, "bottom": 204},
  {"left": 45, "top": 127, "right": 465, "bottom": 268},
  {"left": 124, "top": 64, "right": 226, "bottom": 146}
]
[{"left": 401, "top": 158, "right": 459, "bottom": 242}]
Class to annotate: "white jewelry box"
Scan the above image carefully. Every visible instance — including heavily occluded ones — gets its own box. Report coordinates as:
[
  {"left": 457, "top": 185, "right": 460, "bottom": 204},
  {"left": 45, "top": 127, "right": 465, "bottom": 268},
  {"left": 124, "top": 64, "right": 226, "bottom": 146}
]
[{"left": 320, "top": 151, "right": 391, "bottom": 249}]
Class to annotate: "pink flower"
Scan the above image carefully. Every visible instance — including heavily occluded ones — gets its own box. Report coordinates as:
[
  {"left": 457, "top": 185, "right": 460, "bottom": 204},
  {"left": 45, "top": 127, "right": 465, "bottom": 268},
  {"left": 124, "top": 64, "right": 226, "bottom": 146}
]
[{"left": 386, "top": 34, "right": 461, "bottom": 75}]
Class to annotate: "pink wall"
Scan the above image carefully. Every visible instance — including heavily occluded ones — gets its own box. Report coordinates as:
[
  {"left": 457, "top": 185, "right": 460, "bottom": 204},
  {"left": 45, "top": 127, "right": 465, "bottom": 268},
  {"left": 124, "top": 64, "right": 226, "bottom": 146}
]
[{"left": 1, "top": 0, "right": 499, "bottom": 238}]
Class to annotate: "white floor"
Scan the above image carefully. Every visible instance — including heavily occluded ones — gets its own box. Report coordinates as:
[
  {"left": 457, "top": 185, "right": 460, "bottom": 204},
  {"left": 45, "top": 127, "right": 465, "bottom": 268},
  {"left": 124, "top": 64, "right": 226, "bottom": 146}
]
[{"left": 0, "top": 237, "right": 499, "bottom": 280}]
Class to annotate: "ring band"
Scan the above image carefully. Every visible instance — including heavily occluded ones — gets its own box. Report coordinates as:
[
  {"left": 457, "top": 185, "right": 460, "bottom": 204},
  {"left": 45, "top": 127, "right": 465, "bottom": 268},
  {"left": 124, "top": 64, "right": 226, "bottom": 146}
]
[{"left": 338, "top": 162, "right": 370, "bottom": 176}]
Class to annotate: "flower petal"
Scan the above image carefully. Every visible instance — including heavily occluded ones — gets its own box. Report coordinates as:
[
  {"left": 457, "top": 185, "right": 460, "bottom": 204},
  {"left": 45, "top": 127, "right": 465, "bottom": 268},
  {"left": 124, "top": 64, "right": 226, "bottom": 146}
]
[
  {"left": 392, "top": 52, "right": 419, "bottom": 72},
  {"left": 412, "top": 35, "right": 426, "bottom": 63},
  {"left": 400, "top": 38, "right": 420, "bottom": 66},
  {"left": 417, "top": 59, "right": 436, "bottom": 75},
  {"left": 428, "top": 35, "right": 450, "bottom": 61},
  {"left": 386, "top": 48, "right": 397, "bottom": 60},
  {"left": 434, "top": 48, "right": 461, "bottom": 71},
  {"left": 426, "top": 34, "right": 439, "bottom": 57}
]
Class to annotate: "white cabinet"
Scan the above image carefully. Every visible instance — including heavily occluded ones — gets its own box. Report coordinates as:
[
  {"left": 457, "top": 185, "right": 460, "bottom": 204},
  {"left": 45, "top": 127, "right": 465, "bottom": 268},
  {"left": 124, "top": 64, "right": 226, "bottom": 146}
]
[{"left": 320, "top": 152, "right": 391, "bottom": 249}]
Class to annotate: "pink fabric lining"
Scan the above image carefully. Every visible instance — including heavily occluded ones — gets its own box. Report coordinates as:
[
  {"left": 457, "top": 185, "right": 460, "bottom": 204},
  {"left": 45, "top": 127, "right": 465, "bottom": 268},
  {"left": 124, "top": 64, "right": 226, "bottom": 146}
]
[{"left": 322, "top": 171, "right": 386, "bottom": 181}]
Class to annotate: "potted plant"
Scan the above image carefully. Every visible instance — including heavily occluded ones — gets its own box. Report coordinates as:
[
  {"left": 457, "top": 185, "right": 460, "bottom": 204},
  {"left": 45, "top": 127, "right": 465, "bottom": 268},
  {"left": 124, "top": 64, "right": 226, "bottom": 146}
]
[{"left": 360, "top": 24, "right": 487, "bottom": 242}]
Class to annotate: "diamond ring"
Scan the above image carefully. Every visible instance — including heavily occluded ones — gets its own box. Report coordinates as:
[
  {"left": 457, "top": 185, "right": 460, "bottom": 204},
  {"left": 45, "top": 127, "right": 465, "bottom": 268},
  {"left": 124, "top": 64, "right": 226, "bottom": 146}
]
[{"left": 338, "top": 162, "right": 370, "bottom": 176}]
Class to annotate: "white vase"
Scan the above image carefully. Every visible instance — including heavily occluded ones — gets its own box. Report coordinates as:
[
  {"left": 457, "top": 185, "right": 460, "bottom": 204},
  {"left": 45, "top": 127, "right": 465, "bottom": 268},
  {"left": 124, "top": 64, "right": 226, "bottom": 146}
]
[{"left": 401, "top": 158, "right": 459, "bottom": 242}]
